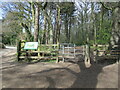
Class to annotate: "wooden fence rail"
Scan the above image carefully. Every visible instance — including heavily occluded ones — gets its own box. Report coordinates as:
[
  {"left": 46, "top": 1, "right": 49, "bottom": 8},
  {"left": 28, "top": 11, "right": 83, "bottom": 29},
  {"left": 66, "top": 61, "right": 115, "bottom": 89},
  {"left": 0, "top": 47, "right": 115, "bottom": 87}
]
[
  {"left": 92, "top": 44, "right": 120, "bottom": 63},
  {"left": 17, "top": 41, "right": 120, "bottom": 63},
  {"left": 17, "top": 41, "right": 85, "bottom": 63},
  {"left": 17, "top": 40, "right": 59, "bottom": 62}
]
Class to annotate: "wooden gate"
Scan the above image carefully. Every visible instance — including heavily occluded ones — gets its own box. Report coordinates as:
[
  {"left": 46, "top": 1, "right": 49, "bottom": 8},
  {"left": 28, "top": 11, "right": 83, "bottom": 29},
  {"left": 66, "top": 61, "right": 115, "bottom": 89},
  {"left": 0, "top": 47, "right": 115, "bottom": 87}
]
[{"left": 59, "top": 43, "right": 85, "bottom": 62}]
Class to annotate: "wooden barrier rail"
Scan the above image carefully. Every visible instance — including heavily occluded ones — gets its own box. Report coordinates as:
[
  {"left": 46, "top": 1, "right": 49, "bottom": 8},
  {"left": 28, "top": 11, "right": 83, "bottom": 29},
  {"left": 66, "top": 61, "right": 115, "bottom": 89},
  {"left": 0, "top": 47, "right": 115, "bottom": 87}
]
[
  {"left": 17, "top": 41, "right": 85, "bottom": 63},
  {"left": 92, "top": 44, "right": 120, "bottom": 63},
  {"left": 17, "top": 40, "right": 59, "bottom": 62}
]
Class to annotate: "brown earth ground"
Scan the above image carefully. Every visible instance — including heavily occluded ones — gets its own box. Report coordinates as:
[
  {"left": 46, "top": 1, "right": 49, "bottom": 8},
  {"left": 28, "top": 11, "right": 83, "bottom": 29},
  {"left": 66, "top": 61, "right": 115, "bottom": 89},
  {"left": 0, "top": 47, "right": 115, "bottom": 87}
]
[{"left": 0, "top": 47, "right": 119, "bottom": 88}]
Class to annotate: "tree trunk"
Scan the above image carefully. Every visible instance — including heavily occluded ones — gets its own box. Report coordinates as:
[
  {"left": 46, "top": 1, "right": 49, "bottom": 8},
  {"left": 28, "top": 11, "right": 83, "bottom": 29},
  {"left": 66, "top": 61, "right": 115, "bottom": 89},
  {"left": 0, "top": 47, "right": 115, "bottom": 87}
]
[
  {"left": 99, "top": 4, "right": 104, "bottom": 31},
  {"left": 91, "top": 3, "right": 97, "bottom": 62},
  {"left": 85, "top": 37, "right": 91, "bottom": 64},
  {"left": 34, "top": 4, "right": 39, "bottom": 42},
  {"left": 100, "top": 2, "right": 120, "bottom": 49},
  {"left": 110, "top": 7, "right": 120, "bottom": 47},
  {"left": 56, "top": 5, "right": 61, "bottom": 43},
  {"left": 68, "top": 17, "right": 71, "bottom": 42},
  {"left": 53, "top": 5, "right": 61, "bottom": 44},
  {"left": 31, "top": 2, "right": 35, "bottom": 34},
  {"left": 21, "top": 23, "right": 32, "bottom": 41},
  {"left": 65, "top": 14, "right": 69, "bottom": 43},
  {"left": 53, "top": 23, "right": 56, "bottom": 44},
  {"left": 42, "top": 16, "right": 47, "bottom": 44}
]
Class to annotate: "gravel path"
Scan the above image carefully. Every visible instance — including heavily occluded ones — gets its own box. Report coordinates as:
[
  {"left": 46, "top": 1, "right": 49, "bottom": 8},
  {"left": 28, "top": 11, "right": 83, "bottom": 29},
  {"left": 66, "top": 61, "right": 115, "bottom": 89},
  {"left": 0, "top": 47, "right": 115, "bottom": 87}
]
[{"left": 1, "top": 47, "right": 119, "bottom": 88}]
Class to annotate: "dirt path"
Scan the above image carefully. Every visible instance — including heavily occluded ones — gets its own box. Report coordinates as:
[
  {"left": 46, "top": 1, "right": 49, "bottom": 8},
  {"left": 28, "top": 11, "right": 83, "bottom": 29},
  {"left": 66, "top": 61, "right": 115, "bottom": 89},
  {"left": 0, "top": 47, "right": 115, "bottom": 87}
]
[{"left": 1, "top": 47, "right": 119, "bottom": 88}]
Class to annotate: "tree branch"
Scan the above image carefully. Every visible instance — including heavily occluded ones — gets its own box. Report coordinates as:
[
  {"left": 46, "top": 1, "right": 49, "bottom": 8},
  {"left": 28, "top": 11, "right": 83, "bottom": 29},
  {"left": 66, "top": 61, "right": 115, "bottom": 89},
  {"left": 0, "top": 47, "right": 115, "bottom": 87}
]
[{"left": 100, "top": 2, "right": 113, "bottom": 10}]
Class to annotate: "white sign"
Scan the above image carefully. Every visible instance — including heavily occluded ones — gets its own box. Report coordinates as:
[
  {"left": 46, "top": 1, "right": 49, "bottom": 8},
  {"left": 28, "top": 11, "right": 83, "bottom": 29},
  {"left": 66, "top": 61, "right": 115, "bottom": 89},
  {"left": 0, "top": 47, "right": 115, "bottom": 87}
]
[{"left": 24, "top": 42, "right": 38, "bottom": 50}]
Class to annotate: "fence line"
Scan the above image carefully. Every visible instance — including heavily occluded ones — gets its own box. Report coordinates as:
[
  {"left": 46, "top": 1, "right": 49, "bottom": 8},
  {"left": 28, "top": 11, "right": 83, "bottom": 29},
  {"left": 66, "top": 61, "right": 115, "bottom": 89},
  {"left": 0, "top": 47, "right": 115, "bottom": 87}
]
[
  {"left": 17, "top": 40, "right": 59, "bottom": 62},
  {"left": 92, "top": 44, "right": 120, "bottom": 63}
]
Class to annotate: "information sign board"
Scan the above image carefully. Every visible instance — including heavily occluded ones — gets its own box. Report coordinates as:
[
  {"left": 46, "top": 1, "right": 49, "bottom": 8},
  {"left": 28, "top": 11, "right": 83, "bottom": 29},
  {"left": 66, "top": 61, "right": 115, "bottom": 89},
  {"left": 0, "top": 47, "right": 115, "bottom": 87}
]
[{"left": 24, "top": 42, "right": 38, "bottom": 50}]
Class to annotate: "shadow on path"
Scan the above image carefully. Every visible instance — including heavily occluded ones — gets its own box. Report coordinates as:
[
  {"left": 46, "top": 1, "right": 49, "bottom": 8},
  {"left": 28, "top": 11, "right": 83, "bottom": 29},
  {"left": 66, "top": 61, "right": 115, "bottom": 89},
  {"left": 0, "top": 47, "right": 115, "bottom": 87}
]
[
  {"left": 22, "top": 61, "right": 109, "bottom": 88},
  {"left": 70, "top": 62, "right": 103, "bottom": 88}
]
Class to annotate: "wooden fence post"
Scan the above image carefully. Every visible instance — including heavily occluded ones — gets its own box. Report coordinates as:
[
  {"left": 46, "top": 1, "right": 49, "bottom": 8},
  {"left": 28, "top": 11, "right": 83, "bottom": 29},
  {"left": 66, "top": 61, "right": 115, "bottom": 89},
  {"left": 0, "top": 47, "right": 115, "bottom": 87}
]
[
  {"left": 56, "top": 43, "right": 59, "bottom": 63},
  {"left": 93, "top": 44, "right": 98, "bottom": 63},
  {"left": 17, "top": 40, "right": 21, "bottom": 61},
  {"left": 38, "top": 45, "right": 40, "bottom": 59},
  {"left": 85, "top": 44, "right": 91, "bottom": 64},
  {"left": 95, "top": 44, "right": 98, "bottom": 63},
  {"left": 74, "top": 44, "right": 75, "bottom": 57},
  {"left": 83, "top": 45, "right": 85, "bottom": 56},
  {"left": 63, "top": 45, "right": 65, "bottom": 62}
]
